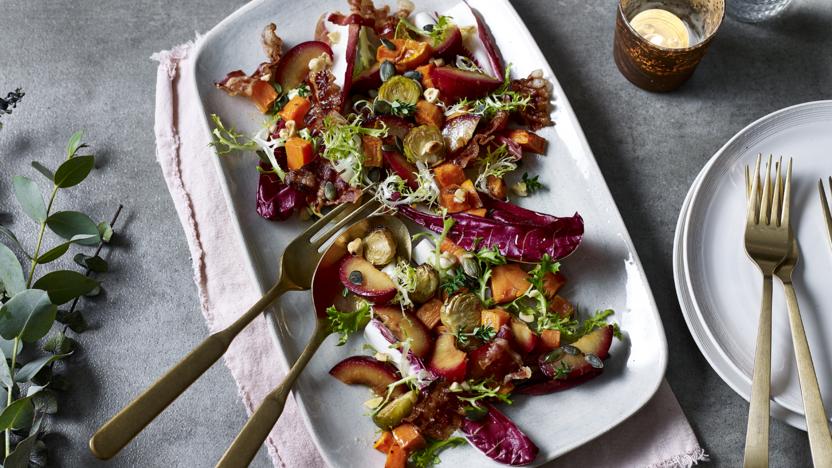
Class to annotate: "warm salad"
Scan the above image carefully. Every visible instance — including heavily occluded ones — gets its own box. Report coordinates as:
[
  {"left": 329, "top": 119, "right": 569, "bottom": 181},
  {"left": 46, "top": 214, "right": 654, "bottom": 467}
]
[{"left": 210, "top": 0, "right": 621, "bottom": 466}]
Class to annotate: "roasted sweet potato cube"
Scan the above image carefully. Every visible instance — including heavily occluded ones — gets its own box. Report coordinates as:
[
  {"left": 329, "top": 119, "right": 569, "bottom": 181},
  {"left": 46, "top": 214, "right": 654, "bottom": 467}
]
[
  {"left": 384, "top": 443, "right": 407, "bottom": 468},
  {"left": 433, "top": 163, "right": 466, "bottom": 190},
  {"left": 416, "top": 63, "right": 435, "bottom": 89},
  {"left": 459, "top": 179, "right": 483, "bottom": 209},
  {"left": 440, "top": 184, "right": 473, "bottom": 213},
  {"left": 440, "top": 238, "right": 466, "bottom": 258},
  {"left": 539, "top": 329, "right": 561, "bottom": 350},
  {"left": 549, "top": 295, "right": 575, "bottom": 317},
  {"left": 416, "top": 298, "right": 443, "bottom": 329},
  {"left": 415, "top": 100, "right": 444, "bottom": 128},
  {"left": 250, "top": 80, "right": 278, "bottom": 114},
  {"left": 362, "top": 135, "right": 384, "bottom": 167},
  {"left": 392, "top": 423, "right": 426, "bottom": 451},
  {"left": 374, "top": 431, "right": 395, "bottom": 453},
  {"left": 486, "top": 175, "right": 507, "bottom": 199},
  {"left": 491, "top": 264, "right": 532, "bottom": 304},
  {"left": 542, "top": 272, "right": 567, "bottom": 299},
  {"left": 481, "top": 308, "right": 511, "bottom": 330},
  {"left": 504, "top": 129, "right": 547, "bottom": 154},
  {"left": 285, "top": 137, "right": 315, "bottom": 170},
  {"left": 279, "top": 95, "right": 311, "bottom": 126}
]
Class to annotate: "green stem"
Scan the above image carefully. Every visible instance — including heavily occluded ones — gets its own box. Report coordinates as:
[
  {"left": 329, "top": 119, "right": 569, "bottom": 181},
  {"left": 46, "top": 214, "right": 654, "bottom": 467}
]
[
  {"left": 25, "top": 185, "right": 59, "bottom": 288},
  {"left": 9, "top": 184, "right": 57, "bottom": 457},
  {"left": 5, "top": 337, "right": 19, "bottom": 457}
]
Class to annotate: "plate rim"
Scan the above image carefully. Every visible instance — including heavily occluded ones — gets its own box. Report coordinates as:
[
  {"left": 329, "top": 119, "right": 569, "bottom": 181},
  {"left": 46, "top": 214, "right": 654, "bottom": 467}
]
[
  {"left": 189, "top": 0, "right": 669, "bottom": 464},
  {"left": 674, "top": 99, "right": 832, "bottom": 429}
]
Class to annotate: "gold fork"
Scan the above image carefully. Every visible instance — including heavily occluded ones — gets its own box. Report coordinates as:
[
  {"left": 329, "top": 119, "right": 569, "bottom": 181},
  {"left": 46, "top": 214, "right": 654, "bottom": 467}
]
[
  {"left": 743, "top": 155, "right": 791, "bottom": 468},
  {"left": 89, "top": 196, "right": 382, "bottom": 460}
]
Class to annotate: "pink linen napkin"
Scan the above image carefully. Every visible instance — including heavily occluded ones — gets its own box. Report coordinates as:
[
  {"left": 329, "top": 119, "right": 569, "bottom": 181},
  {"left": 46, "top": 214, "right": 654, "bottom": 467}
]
[{"left": 152, "top": 39, "right": 709, "bottom": 468}]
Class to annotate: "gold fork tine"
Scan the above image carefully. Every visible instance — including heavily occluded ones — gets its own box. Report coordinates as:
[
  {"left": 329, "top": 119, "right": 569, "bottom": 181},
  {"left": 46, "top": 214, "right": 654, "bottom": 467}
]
[
  {"left": 771, "top": 158, "right": 783, "bottom": 226},
  {"left": 819, "top": 178, "right": 832, "bottom": 248},
  {"left": 824, "top": 175, "right": 832, "bottom": 257},
  {"left": 748, "top": 154, "right": 762, "bottom": 224},
  {"left": 782, "top": 158, "right": 793, "bottom": 229},
  {"left": 302, "top": 201, "right": 353, "bottom": 235},
  {"left": 760, "top": 155, "right": 773, "bottom": 225}
]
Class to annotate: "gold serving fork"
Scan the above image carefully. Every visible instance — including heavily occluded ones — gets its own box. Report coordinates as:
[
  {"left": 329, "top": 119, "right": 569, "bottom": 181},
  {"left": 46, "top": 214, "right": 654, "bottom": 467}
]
[
  {"left": 89, "top": 196, "right": 383, "bottom": 460},
  {"left": 742, "top": 155, "right": 791, "bottom": 468}
]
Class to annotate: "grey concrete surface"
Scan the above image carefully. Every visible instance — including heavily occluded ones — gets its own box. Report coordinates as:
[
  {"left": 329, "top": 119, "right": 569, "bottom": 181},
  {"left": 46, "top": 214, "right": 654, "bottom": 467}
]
[{"left": 0, "top": 0, "right": 829, "bottom": 467}]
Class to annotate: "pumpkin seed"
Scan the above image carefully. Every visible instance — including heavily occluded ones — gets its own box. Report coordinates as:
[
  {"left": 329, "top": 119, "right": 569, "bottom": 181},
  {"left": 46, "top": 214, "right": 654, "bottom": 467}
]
[
  {"left": 324, "top": 181, "right": 336, "bottom": 200},
  {"left": 373, "top": 99, "right": 393, "bottom": 115},
  {"left": 585, "top": 353, "right": 604, "bottom": 369},
  {"left": 380, "top": 38, "right": 397, "bottom": 50},
  {"left": 403, "top": 70, "right": 422, "bottom": 81},
  {"left": 349, "top": 270, "right": 363, "bottom": 285},
  {"left": 423, "top": 23, "right": 434, "bottom": 32},
  {"left": 380, "top": 60, "right": 396, "bottom": 82},
  {"left": 367, "top": 167, "right": 382, "bottom": 183},
  {"left": 562, "top": 344, "right": 579, "bottom": 355}
]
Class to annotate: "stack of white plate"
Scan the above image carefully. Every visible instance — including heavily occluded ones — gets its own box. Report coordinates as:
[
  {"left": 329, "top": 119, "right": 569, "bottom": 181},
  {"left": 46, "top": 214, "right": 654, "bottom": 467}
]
[{"left": 673, "top": 100, "right": 832, "bottom": 430}]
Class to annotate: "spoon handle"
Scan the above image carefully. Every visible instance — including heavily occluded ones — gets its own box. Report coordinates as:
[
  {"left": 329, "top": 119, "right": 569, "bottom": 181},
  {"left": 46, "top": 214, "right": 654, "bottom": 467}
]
[
  {"left": 89, "top": 279, "right": 295, "bottom": 460},
  {"left": 216, "top": 322, "right": 330, "bottom": 468}
]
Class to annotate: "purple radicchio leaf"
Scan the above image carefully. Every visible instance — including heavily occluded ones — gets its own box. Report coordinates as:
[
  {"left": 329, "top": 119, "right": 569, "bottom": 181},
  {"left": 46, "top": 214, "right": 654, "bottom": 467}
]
[
  {"left": 398, "top": 204, "right": 583, "bottom": 262},
  {"left": 461, "top": 404, "right": 539, "bottom": 466}
]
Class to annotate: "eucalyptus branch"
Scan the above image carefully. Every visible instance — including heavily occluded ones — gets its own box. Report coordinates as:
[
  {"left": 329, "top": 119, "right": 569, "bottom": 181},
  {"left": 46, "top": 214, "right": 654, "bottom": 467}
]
[
  {"left": 63, "top": 204, "right": 123, "bottom": 333},
  {"left": 0, "top": 131, "right": 118, "bottom": 466}
]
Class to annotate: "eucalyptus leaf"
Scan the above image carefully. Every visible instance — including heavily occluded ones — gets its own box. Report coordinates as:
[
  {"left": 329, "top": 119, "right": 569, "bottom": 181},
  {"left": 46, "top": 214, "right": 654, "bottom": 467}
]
[
  {"left": 4, "top": 433, "right": 37, "bottom": 468},
  {"left": 0, "top": 289, "right": 56, "bottom": 342},
  {"left": 43, "top": 332, "right": 76, "bottom": 355},
  {"left": 12, "top": 176, "right": 46, "bottom": 223},
  {"left": 56, "top": 309, "right": 88, "bottom": 333},
  {"left": 26, "top": 385, "right": 45, "bottom": 398},
  {"left": 0, "top": 243, "right": 25, "bottom": 296},
  {"left": 85, "top": 284, "right": 103, "bottom": 297},
  {"left": 30, "top": 162, "right": 54, "bottom": 181},
  {"left": 53, "top": 155, "right": 94, "bottom": 188},
  {"left": 0, "top": 396, "right": 33, "bottom": 430},
  {"left": 97, "top": 221, "right": 114, "bottom": 242},
  {"left": 0, "top": 225, "right": 29, "bottom": 258},
  {"left": 36, "top": 234, "right": 98, "bottom": 264},
  {"left": 0, "top": 337, "right": 22, "bottom": 358},
  {"left": 34, "top": 243, "right": 69, "bottom": 265},
  {"left": 32, "top": 270, "right": 98, "bottom": 305},
  {"left": 0, "top": 345, "right": 12, "bottom": 388},
  {"left": 73, "top": 253, "right": 108, "bottom": 273},
  {"left": 66, "top": 130, "right": 84, "bottom": 158},
  {"left": 16, "top": 353, "right": 70, "bottom": 383},
  {"left": 45, "top": 211, "right": 100, "bottom": 246}
]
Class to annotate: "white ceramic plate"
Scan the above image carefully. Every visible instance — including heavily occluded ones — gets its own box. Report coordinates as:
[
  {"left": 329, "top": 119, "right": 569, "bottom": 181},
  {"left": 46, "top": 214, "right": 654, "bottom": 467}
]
[
  {"left": 673, "top": 100, "right": 832, "bottom": 431},
  {"left": 191, "top": 1, "right": 668, "bottom": 466}
]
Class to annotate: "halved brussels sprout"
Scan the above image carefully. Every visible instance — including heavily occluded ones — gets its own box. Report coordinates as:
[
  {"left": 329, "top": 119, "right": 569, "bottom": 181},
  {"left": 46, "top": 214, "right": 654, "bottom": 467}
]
[
  {"left": 378, "top": 75, "right": 422, "bottom": 106},
  {"left": 363, "top": 227, "right": 397, "bottom": 266},
  {"left": 410, "top": 264, "right": 439, "bottom": 303},
  {"left": 372, "top": 389, "right": 418, "bottom": 429},
  {"left": 403, "top": 124, "right": 446, "bottom": 166},
  {"left": 441, "top": 292, "right": 483, "bottom": 334}
]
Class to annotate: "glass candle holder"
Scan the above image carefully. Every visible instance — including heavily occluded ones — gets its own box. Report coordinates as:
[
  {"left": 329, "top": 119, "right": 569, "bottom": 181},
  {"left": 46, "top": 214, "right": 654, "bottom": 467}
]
[{"left": 614, "top": 0, "right": 725, "bottom": 92}]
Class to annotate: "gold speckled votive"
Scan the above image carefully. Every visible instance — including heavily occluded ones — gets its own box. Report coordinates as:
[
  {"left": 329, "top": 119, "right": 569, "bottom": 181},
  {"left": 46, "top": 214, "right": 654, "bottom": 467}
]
[{"left": 614, "top": 0, "right": 725, "bottom": 92}]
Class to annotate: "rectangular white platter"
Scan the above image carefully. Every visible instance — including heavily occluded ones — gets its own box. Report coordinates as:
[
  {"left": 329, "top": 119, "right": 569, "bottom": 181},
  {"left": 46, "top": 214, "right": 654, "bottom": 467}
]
[{"left": 191, "top": 1, "right": 668, "bottom": 466}]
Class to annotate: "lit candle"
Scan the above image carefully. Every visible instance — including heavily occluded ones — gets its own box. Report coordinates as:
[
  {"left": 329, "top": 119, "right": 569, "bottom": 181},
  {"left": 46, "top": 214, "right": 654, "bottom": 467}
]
[{"left": 630, "top": 9, "right": 690, "bottom": 49}]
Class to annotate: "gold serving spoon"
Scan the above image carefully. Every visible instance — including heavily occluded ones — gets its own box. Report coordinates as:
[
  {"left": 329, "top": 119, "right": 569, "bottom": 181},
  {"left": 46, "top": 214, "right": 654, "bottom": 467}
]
[
  {"left": 89, "top": 197, "right": 382, "bottom": 460},
  {"left": 215, "top": 214, "right": 411, "bottom": 467}
]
